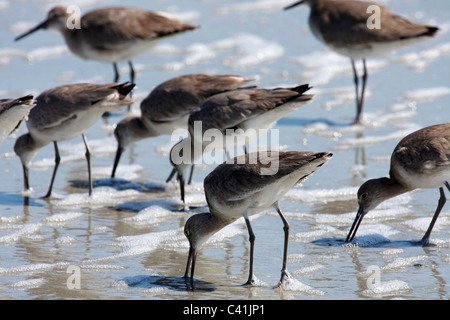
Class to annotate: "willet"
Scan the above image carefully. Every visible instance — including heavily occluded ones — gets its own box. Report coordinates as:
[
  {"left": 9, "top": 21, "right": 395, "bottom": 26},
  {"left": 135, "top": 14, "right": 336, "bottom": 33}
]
[
  {"left": 284, "top": 0, "right": 439, "bottom": 123},
  {"left": 14, "top": 6, "right": 198, "bottom": 83},
  {"left": 169, "top": 84, "right": 314, "bottom": 203},
  {"left": 0, "top": 95, "right": 35, "bottom": 145},
  {"left": 346, "top": 123, "right": 450, "bottom": 246},
  {"left": 111, "top": 74, "right": 253, "bottom": 178},
  {"left": 14, "top": 82, "right": 134, "bottom": 198},
  {"left": 183, "top": 151, "right": 333, "bottom": 287}
]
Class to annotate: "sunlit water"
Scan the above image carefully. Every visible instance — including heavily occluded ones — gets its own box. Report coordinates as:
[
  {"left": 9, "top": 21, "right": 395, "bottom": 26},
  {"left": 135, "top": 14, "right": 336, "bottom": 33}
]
[{"left": 0, "top": 0, "right": 449, "bottom": 300}]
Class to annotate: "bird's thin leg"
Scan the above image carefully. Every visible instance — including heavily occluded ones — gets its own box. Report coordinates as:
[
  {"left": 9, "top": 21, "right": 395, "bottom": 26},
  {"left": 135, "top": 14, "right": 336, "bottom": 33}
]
[
  {"left": 43, "top": 141, "right": 61, "bottom": 199},
  {"left": 179, "top": 174, "right": 186, "bottom": 205},
  {"left": 82, "top": 134, "right": 93, "bottom": 196},
  {"left": 128, "top": 61, "right": 135, "bottom": 84},
  {"left": 166, "top": 168, "right": 176, "bottom": 183},
  {"left": 274, "top": 203, "right": 290, "bottom": 287},
  {"left": 183, "top": 246, "right": 197, "bottom": 289},
  {"left": 351, "top": 59, "right": 362, "bottom": 124},
  {"left": 184, "top": 247, "right": 193, "bottom": 279},
  {"left": 356, "top": 59, "right": 368, "bottom": 124},
  {"left": 22, "top": 164, "right": 30, "bottom": 191},
  {"left": 103, "top": 62, "right": 121, "bottom": 118},
  {"left": 127, "top": 61, "right": 135, "bottom": 112},
  {"left": 111, "top": 145, "right": 124, "bottom": 178},
  {"left": 184, "top": 247, "right": 197, "bottom": 278},
  {"left": 187, "top": 165, "right": 195, "bottom": 185},
  {"left": 420, "top": 182, "right": 449, "bottom": 246},
  {"left": 243, "top": 213, "right": 256, "bottom": 286},
  {"left": 113, "top": 63, "right": 119, "bottom": 83}
]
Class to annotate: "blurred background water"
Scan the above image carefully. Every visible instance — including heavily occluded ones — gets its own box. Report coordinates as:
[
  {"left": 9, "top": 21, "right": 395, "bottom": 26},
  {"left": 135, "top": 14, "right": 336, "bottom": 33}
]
[{"left": 0, "top": 0, "right": 449, "bottom": 299}]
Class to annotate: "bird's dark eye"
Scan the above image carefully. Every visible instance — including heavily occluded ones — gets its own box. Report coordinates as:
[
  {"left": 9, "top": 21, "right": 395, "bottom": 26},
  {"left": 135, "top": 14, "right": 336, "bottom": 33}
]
[
  {"left": 361, "top": 193, "right": 368, "bottom": 200},
  {"left": 184, "top": 229, "right": 190, "bottom": 237}
]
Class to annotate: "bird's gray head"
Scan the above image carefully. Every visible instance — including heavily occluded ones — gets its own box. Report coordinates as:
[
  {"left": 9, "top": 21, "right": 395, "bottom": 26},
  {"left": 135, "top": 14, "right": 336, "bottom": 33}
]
[
  {"left": 42, "top": 6, "right": 72, "bottom": 30},
  {"left": 168, "top": 139, "right": 195, "bottom": 203},
  {"left": 357, "top": 177, "right": 394, "bottom": 215},
  {"left": 15, "top": 6, "right": 71, "bottom": 41},
  {"left": 114, "top": 117, "right": 139, "bottom": 150},
  {"left": 346, "top": 177, "right": 393, "bottom": 242},
  {"left": 184, "top": 212, "right": 223, "bottom": 251},
  {"left": 13, "top": 133, "right": 40, "bottom": 168}
]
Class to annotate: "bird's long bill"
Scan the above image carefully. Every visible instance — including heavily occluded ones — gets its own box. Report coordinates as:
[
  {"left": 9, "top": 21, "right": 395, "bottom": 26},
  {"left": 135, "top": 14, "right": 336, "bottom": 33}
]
[
  {"left": 166, "top": 168, "right": 176, "bottom": 183},
  {"left": 345, "top": 207, "right": 365, "bottom": 243},
  {"left": 184, "top": 246, "right": 197, "bottom": 281},
  {"left": 15, "top": 19, "right": 48, "bottom": 41},
  {"left": 284, "top": 0, "right": 305, "bottom": 10},
  {"left": 111, "top": 146, "right": 124, "bottom": 178},
  {"left": 179, "top": 175, "right": 186, "bottom": 204},
  {"left": 22, "top": 164, "right": 30, "bottom": 191}
]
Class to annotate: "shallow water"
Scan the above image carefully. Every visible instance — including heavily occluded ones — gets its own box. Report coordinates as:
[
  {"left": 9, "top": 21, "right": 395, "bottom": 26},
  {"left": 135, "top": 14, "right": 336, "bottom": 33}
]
[{"left": 0, "top": 0, "right": 449, "bottom": 300}]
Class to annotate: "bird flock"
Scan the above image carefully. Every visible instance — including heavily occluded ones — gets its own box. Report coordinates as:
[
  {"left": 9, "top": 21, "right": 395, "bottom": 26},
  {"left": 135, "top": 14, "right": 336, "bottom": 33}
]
[{"left": 2, "top": 0, "right": 449, "bottom": 288}]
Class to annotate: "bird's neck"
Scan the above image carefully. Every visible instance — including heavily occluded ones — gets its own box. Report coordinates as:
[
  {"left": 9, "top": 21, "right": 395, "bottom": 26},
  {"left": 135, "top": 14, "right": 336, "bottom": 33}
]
[
  {"left": 116, "top": 117, "right": 158, "bottom": 149},
  {"left": 14, "top": 133, "right": 44, "bottom": 167},
  {"left": 130, "top": 117, "right": 159, "bottom": 140},
  {"left": 200, "top": 211, "right": 235, "bottom": 235},
  {"left": 58, "top": 28, "right": 85, "bottom": 56},
  {"left": 375, "top": 177, "right": 414, "bottom": 201}
]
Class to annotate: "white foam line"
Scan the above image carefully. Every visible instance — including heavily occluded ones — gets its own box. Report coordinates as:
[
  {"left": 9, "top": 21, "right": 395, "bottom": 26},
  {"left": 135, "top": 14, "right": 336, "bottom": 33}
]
[
  {"left": 382, "top": 256, "right": 429, "bottom": 271},
  {"left": 290, "top": 51, "right": 388, "bottom": 86},
  {"left": 28, "top": 45, "right": 69, "bottom": 62},
  {"left": 85, "top": 228, "right": 184, "bottom": 263},
  {"left": 0, "top": 261, "right": 69, "bottom": 275},
  {"left": 402, "top": 210, "right": 450, "bottom": 232},
  {"left": 362, "top": 280, "right": 410, "bottom": 297},
  {"left": 275, "top": 271, "right": 325, "bottom": 296},
  {"left": 335, "top": 126, "right": 419, "bottom": 151},
  {"left": 30, "top": 136, "right": 118, "bottom": 170},
  {"left": 402, "top": 86, "right": 450, "bottom": 102},
  {"left": 52, "top": 187, "right": 140, "bottom": 208},
  {"left": 123, "top": 205, "right": 184, "bottom": 226},
  {"left": 0, "top": 215, "right": 25, "bottom": 225},
  {"left": 215, "top": 0, "right": 293, "bottom": 15},
  {"left": 154, "top": 33, "right": 284, "bottom": 71},
  {"left": 0, "top": 223, "right": 42, "bottom": 244},
  {"left": 11, "top": 278, "right": 48, "bottom": 290},
  {"left": 285, "top": 187, "right": 358, "bottom": 204},
  {"left": 43, "top": 212, "right": 85, "bottom": 226},
  {"left": 293, "top": 225, "right": 340, "bottom": 241}
]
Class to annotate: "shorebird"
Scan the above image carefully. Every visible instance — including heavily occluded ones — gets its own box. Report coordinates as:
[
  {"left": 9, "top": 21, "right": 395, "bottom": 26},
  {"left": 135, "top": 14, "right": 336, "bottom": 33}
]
[
  {"left": 14, "top": 82, "right": 134, "bottom": 198},
  {"left": 169, "top": 84, "right": 314, "bottom": 203},
  {"left": 0, "top": 95, "right": 35, "bottom": 145},
  {"left": 14, "top": 6, "right": 198, "bottom": 83},
  {"left": 284, "top": 0, "right": 439, "bottom": 124},
  {"left": 183, "top": 151, "right": 333, "bottom": 287},
  {"left": 345, "top": 123, "right": 450, "bottom": 246},
  {"left": 111, "top": 73, "right": 253, "bottom": 178}
]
